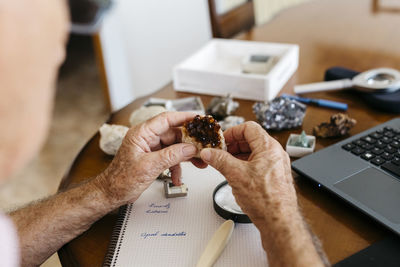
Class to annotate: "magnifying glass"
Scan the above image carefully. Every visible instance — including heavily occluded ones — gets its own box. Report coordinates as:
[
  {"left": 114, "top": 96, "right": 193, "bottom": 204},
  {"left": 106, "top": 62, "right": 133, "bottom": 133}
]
[
  {"left": 213, "top": 181, "right": 251, "bottom": 223},
  {"left": 294, "top": 68, "right": 400, "bottom": 94}
]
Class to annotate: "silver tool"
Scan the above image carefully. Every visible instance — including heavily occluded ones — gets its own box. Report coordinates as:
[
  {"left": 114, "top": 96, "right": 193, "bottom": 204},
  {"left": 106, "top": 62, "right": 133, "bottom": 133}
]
[{"left": 295, "top": 68, "right": 400, "bottom": 94}]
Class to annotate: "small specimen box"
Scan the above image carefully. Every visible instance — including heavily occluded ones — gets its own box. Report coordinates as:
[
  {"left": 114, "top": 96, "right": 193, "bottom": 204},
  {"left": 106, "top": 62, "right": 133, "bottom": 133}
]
[
  {"left": 164, "top": 179, "right": 188, "bottom": 198},
  {"left": 286, "top": 132, "right": 316, "bottom": 158}
]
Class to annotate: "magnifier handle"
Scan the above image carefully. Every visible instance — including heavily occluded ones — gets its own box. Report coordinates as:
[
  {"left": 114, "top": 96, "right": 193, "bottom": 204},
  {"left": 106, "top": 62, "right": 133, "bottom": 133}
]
[
  {"left": 294, "top": 79, "right": 353, "bottom": 94},
  {"left": 196, "top": 220, "right": 234, "bottom": 267}
]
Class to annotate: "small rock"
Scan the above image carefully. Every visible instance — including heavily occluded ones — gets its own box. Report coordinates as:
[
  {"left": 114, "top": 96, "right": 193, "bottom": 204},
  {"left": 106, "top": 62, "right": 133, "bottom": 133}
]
[
  {"left": 99, "top": 123, "right": 129, "bottom": 155},
  {"left": 219, "top": 116, "right": 245, "bottom": 131},
  {"left": 206, "top": 94, "right": 239, "bottom": 120},
  {"left": 313, "top": 113, "right": 357, "bottom": 138},
  {"left": 129, "top": 106, "right": 167, "bottom": 126}
]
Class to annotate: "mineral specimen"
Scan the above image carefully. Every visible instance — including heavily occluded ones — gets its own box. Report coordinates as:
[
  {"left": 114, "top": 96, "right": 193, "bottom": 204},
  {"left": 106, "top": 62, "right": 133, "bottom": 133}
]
[
  {"left": 206, "top": 94, "right": 239, "bottom": 120},
  {"left": 219, "top": 116, "right": 245, "bottom": 131},
  {"left": 158, "top": 169, "right": 171, "bottom": 180},
  {"left": 164, "top": 179, "right": 188, "bottom": 198},
  {"left": 99, "top": 123, "right": 129, "bottom": 155},
  {"left": 286, "top": 132, "right": 316, "bottom": 158},
  {"left": 181, "top": 115, "right": 226, "bottom": 156},
  {"left": 129, "top": 106, "right": 167, "bottom": 126},
  {"left": 252, "top": 96, "right": 307, "bottom": 130},
  {"left": 241, "top": 54, "right": 275, "bottom": 74},
  {"left": 313, "top": 113, "right": 357, "bottom": 138},
  {"left": 288, "top": 130, "right": 310, "bottom": 148}
]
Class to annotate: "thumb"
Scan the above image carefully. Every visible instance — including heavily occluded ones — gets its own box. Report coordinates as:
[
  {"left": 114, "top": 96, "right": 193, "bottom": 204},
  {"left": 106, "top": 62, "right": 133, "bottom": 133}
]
[
  {"left": 200, "top": 148, "right": 242, "bottom": 177},
  {"left": 148, "top": 144, "right": 197, "bottom": 174}
]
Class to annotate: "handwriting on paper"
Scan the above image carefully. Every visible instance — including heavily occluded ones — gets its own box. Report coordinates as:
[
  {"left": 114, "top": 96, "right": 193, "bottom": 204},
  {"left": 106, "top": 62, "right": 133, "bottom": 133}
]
[
  {"left": 145, "top": 203, "right": 170, "bottom": 214},
  {"left": 140, "top": 231, "right": 187, "bottom": 239},
  {"left": 140, "top": 231, "right": 159, "bottom": 239}
]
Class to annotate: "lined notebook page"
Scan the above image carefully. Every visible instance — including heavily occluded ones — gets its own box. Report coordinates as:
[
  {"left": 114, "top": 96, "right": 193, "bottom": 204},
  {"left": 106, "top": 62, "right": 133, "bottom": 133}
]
[{"left": 108, "top": 162, "right": 268, "bottom": 267}]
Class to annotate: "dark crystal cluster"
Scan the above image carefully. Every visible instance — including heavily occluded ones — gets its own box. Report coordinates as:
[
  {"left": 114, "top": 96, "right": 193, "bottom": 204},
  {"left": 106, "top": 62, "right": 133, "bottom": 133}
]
[
  {"left": 183, "top": 115, "right": 222, "bottom": 148},
  {"left": 252, "top": 97, "right": 307, "bottom": 130}
]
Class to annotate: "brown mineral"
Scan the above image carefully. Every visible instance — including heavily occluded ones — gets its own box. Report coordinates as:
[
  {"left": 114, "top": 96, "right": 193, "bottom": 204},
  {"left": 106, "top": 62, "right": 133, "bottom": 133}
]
[
  {"left": 181, "top": 115, "right": 227, "bottom": 157},
  {"left": 313, "top": 113, "right": 357, "bottom": 138}
]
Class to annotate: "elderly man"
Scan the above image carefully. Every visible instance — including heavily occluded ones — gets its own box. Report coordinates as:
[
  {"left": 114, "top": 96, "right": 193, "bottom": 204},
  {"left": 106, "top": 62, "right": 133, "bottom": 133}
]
[{"left": 0, "top": 1, "right": 328, "bottom": 266}]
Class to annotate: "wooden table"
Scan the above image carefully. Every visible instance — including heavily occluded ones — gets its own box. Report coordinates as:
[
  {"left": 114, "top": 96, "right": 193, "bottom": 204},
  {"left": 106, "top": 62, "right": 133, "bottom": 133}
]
[{"left": 58, "top": 0, "right": 400, "bottom": 265}]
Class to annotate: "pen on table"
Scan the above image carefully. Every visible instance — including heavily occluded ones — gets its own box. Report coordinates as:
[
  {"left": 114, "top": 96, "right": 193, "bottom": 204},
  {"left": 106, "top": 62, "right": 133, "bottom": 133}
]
[{"left": 281, "top": 94, "right": 348, "bottom": 111}]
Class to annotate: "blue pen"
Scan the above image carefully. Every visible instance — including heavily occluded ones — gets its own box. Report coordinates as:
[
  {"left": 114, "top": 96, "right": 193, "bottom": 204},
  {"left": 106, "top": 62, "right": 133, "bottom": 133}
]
[{"left": 281, "top": 94, "right": 348, "bottom": 111}]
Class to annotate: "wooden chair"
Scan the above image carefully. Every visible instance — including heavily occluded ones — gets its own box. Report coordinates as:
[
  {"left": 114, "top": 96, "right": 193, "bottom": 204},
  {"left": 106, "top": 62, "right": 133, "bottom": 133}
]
[{"left": 208, "top": 0, "right": 255, "bottom": 38}]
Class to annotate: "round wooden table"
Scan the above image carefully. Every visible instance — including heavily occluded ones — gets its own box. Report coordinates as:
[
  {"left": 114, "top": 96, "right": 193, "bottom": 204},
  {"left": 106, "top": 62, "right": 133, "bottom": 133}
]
[{"left": 58, "top": 0, "right": 400, "bottom": 265}]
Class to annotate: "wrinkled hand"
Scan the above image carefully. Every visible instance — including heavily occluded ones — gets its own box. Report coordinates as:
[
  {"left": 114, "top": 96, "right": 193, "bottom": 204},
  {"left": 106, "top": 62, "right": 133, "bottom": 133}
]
[
  {"left": 95, "top": 112, "right": 201, "bottom": 206},
  {"left": 200, "top": 122, "right": 297, "bottom": 225}
]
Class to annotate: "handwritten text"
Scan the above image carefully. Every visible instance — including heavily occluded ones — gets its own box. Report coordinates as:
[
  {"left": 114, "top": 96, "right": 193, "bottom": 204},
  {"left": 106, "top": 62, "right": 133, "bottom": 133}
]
[
  {"left": 140, "top": 231, "right": 186, "bottom": 239},
  {"left": 145, "top": 202, "right": 170, "bottom": 214}
]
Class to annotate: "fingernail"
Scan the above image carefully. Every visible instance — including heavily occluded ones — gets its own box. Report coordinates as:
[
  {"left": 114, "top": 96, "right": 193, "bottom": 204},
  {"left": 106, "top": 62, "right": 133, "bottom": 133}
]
[
  {"left": 200, "top": 149, "right": 211, "bottom": 162},
  {"left": 182, "top": 145, "right": 197, "bottom": 157}
]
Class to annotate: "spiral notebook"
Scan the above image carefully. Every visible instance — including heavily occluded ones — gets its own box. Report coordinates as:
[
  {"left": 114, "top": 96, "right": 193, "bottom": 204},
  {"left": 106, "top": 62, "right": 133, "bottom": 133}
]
[{"left": 103, "top": 163, "right": 268, "bottom": 267}]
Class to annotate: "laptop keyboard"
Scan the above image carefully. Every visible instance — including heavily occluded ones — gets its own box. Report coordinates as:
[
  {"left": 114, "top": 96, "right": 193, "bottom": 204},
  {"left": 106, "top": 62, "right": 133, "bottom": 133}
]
[{"left": 342, "top": 126, "right": 400, "bottom": 177}]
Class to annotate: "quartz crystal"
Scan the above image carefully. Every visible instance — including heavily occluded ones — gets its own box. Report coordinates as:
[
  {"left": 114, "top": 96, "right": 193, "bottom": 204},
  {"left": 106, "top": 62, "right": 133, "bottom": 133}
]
[
  {"left": 181, "top": 115, "right": 226, "bottom": 157},
  {"left": 206, "top": 94, "right": 239, "bottom": 120},
  {"left": 289, "top": 131, "right": 310, "bottom": 147},
  {"left": 252, "top": 97, "right": 307, "bottom": 130}
]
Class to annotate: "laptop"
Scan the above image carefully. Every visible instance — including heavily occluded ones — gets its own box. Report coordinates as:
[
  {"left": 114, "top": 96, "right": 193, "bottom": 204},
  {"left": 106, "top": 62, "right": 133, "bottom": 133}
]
[{"left": 292, "top": 118, "right": 400, "bottom": 235}]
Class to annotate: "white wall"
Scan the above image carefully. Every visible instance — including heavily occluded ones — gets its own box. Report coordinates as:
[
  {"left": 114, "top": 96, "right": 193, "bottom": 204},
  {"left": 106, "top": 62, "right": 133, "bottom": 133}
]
[
  {"left": 254, "top": 0, "right": 310, "bottom": 25},
  {"left": 215, "top": 0, "right": 247, "bottom": 14},
  {"left": 100, "top": 0, "right": 212, "bottom": 111}
]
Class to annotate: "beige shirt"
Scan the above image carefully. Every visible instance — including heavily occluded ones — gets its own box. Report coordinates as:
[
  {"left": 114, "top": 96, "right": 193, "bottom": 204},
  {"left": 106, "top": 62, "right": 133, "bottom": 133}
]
[{"left": 0, "top": 213, "right": 19, "bottom": 267}]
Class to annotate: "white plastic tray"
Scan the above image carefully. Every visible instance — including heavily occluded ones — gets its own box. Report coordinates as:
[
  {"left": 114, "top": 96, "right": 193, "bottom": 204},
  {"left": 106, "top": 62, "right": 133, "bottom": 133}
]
[{"left": 173, "top": 39, "right": 299, "bottom": 101}]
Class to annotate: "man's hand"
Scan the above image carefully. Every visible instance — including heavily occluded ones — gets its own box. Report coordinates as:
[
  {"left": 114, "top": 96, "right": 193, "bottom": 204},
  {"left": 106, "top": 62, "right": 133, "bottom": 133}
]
[
  {"left": 200, "top": 122, "right": 328, "bottom": 267},
  {"left": 10, "top": 112, "right": 201, "bottom": 266},
  {"left": 200, "top": 121, "right": 296, "bottom": 224},
  {"left": 95, "top": 112, "right": 199, "bottom": 206}
]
